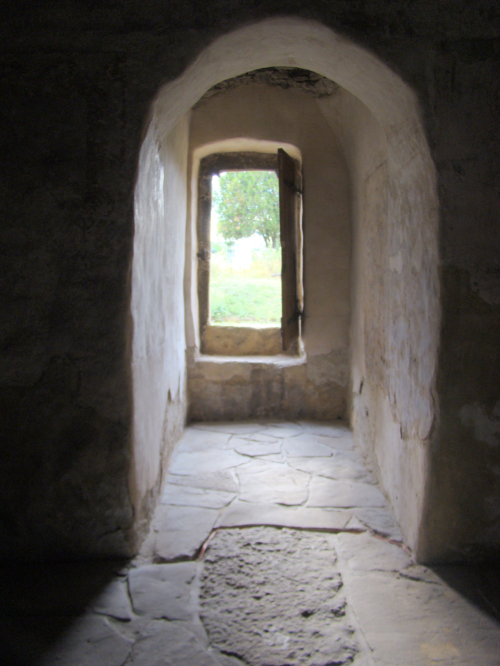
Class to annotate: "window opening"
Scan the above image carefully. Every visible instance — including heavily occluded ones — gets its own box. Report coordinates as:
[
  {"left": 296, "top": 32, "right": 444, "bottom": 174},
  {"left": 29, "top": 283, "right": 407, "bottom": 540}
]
[
  {"left": 197, "top": 150, "right": 302, "bottom": 354},
  {"left": 210, "top": 170, "right": 281, "bottom": 327}
]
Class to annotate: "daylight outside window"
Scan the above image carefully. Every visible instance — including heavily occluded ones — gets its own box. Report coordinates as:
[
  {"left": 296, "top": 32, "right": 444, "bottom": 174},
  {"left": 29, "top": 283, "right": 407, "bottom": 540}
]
[{"left": 210, "top": 170, "right": 281, "bottom": 327}]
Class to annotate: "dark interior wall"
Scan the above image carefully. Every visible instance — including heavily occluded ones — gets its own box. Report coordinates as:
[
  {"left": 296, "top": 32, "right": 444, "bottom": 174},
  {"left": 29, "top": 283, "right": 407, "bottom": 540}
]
[{"left": 1, "top": 1, "right": 499, "bottom": 561}]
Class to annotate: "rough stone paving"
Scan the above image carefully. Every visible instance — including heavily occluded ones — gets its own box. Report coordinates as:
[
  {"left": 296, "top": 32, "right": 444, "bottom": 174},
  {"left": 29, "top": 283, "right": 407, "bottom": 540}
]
[
  {"left": 8, "top": 421, "right": 499, "bottom": 665},
  {"left": 200, "top": 527, "right": 358, "bottom": 666}
]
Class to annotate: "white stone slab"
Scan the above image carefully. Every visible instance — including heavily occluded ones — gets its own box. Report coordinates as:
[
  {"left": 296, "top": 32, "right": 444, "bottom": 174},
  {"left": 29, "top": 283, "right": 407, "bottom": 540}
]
[
  {"left": 92, "top": 579, "right": 133, "bottom": 621},
  {"left": 166, "top": 471, "right": 239, "bottom": 493},
  {"left": 192, "top": 422, "right": 264, "bottom": 435},
  {"left": 128, "top": 562, "right": 196, "bottom": 620},
  {"left": 169, "top": 449, "right": 248, "bottom": 476},
  {"left": 288, "top": 456, "right": 374, "bottom": 482},
  {"left": 299, "top": 421, "right": 351, "bottom": 437},
  {"left": 176, "top": 428, "right": 231, "bottom": 452},
  {"left": 237, "top": 460, "right": 310, "bottom": 505},
  {"left": 308, "top": 478, "right": 387, "bottom": 508},
  {"left": 161, "top": 484, "right": 235, "bottom": 509},
  {"left": 235, "top": 432, "right": 281, "bottom": 443},
  {"left": 154, "top": 507, "right": 218, "bottom": 560},
  {"left": 216, "top": 500, "right": 351, "bottom": 530},
  {"left": 354, "top": 508, "right": 403, "bottom": 540},
  {"left": 259, "top": 426, "right": 303, "bottom": 439},
  {"left": 231, "top": 436, "right": 282, "bottom": 457},
  {"left": 283, "top": 433, "right": 335, "bottom": 457}
]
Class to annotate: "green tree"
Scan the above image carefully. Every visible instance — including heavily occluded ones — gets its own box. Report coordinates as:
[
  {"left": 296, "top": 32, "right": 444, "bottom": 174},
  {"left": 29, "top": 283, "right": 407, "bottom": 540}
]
[{"left": 214, "top": 170, "right": 280, "bottom": 248}]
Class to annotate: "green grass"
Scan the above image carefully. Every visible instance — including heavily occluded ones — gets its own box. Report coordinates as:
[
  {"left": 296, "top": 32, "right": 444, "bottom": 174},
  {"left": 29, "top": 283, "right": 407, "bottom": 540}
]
[
  {"left": 209, "top": 246, "right": 282, "bottom": 325},
  {"left": 210, "top": 277, "right": 281, "bottom": 325}
]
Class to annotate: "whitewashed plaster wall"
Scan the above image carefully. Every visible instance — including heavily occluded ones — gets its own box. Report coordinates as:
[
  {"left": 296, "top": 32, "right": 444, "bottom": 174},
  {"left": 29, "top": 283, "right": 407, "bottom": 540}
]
[
  {"left": 131, "top": 116, "right": 189, "bottom": 537},
  {"left": 317, "top": 89, "right": 439, "bottom": 556},
  {"left": 186, "top": 85, "right": 351, "bottom": 420}
]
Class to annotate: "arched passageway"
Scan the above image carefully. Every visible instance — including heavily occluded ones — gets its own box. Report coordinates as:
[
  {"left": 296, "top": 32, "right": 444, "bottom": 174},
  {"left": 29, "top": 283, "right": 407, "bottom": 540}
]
[{"left": 131, "top": 17, "right": 439, "bottom": 559}]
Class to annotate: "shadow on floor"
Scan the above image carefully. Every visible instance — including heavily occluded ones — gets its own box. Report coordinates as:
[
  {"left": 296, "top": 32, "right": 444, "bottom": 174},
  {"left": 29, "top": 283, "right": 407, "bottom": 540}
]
[
  {"left": 0, "top": 559, "right": 128, "bottom": 666},
  {"left": 431, "top": 562, "right": 500, "bottom": 625}
]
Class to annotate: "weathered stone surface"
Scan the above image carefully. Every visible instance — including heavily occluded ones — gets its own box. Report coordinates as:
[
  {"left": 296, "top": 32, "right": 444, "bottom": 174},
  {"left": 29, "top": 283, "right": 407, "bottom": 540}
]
[
  {"left": 299, "top": 421, "right": 351, "bottom": 437},
  {"left": 44, "top": 615, "right": 132, "bottom": 666},
  {"left": 154, "top": 507, "right": 218, "bottom": 561},
  {"left": 166, "top": 471, "right": 239, "bottom": 493},
  {"left": 175, "top": 428, "right": 232, "bottom": 452},
  {"left": 169, "top": 449, "right": 247, "bottom": 475},
  {"left": 237, "top": 460, "right": 310, "bottom": 505},
  {"left": 260, "top": 426, "right": 304, "bottom": 439},
  {"left": 236, "top": 432, "right": 281, "bottom": 443},
  {"left": 308, "top": 478, "right": 387, "bottom": 508},
  {"left": 354, "top": 508, "right": 403, "bottom": 540},
  {"left": 231, "top": 437, "right": 282, "bottom": 457},
  {"left": 161, "top": 483, "right": 235, "bottom": 509},
  {"left": 283, "top": 433, "right": 335, "bottom": 457},
  {"left": 193, "top": 422, "right": 265, "bottom": 435},
  {"left": 200, "top": 527, "right": 359, "bottom": 666},
  {"left": 288, "top": 456, "right": 374, "bottom": 482},
  {"left": 125, "top": 622, "right": 221, "bottom": 666},
  {"left": 336, "top": 532, "right": 412, "bottom": 573},
  {"left": 128, "top": 563, "right": 196, "bottom": 620},
  {"left": 92, "top": 579, "right": 133, "bottom": 621},
  {"left": 217, "top": 500, "right": 351, "bottom": 530}
]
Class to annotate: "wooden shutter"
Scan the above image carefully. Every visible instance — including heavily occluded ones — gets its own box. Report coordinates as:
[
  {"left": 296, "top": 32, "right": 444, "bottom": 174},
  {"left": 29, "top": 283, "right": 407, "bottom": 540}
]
[{"left": 278, "top": 148, "right": 302, "bottom": 352}]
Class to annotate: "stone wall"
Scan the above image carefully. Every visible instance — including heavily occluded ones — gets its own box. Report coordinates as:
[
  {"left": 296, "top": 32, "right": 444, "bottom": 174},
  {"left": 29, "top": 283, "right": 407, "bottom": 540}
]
[
  {"left": 1, "top": 3, "right": 499, "bottom": 563},
  {"left": 185, "top": 84, "right": 351, "bottom": 421}
]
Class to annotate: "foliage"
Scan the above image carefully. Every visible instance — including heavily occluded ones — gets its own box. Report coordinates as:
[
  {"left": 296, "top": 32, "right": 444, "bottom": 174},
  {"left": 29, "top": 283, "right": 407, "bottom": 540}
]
[{"left": 214, "top": 171, "right": 280, "bottom": 248}]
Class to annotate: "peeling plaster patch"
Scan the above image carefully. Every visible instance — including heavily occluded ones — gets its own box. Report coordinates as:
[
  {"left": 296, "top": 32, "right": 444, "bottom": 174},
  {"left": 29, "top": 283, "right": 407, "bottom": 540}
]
[{"left": 460, "top": 402, "right": 500, "bottom": 447}]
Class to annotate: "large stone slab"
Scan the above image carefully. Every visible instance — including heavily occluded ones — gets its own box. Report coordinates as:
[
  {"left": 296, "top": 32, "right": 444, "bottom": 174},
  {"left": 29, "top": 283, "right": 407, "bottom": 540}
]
[
  {"left": 92, "top": 579, "right": 133, "bottom": 621},
  {"left": 125, "top": 622, "right": 221, "bottom": 666},
  {"left": 161, "top": 483, "right": 235, "bottom": 509},
  {"left": 299, "top": 421, "right": 351, "bottom": 438},
  {"left": 169, "top": 449, "right": 247, "bottom": 476},
  {"left": 236, "top": 432, "right": 281, "bottom": 443},
  {"left": 154, "top": 507, "right": 218, "bottom": 561},
  {"left": 175, "top": 428, "right": 231, "bottom": 452},
  {"left": 216, "top": 500, "right": 351, "bottom": 530},
  {"left": 200, "top": 527, "right": 359, "bottom": 666},
  {"left": 308, "top": 478, "right": 387, "bottom": 508},
  {"left": 192, "top": 422, "right": 265, "bottom": 435},
  {"left": 231, "top": 436, "right": 282, "bottom": 457},
  {"left": 288, "top": 456, "right": 374, "bottom": 482},
  {"left": 335, "top": 532, "right": 412, "bottom": 573},
  {"left": 44, "top": 615, "right": 132, "bottom": 666},
  {"left": 128, "top": 563, "right": 196, "bottom": 620},
  {"left": 259, "top": 425, "right": 303, "bottom": 439},
  {"left": 354, "top": 508, "right": 403, "bottom": 540},
  {"left": 237, "top": 460, "right": 310, "bottom": 505},
  {"left": 283, "top": 433, "right": 334, "bottom": 457},
  {"left": 166, "top": 470, "right": 239, "bottom": 493}
]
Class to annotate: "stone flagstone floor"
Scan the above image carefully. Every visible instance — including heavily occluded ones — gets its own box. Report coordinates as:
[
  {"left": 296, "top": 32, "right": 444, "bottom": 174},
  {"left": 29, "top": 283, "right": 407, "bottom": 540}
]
[{"left": 4, "top": 421, "right": 500, "bottom": 665}]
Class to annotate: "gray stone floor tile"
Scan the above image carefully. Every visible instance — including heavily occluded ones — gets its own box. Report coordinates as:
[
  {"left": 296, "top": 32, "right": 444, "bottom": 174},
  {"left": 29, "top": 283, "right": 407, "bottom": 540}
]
[
  {"left": 298, "top": 421, "right": 351, "bottom": 437},
  {"left": 259, "top": 425, "right": 304, "bottom": 438},
  {"left": 128, "top": 563, "right": 196, "bottom": 620},
  {"left": 231, "top": 436, "right": 282, "bottom": 457},
  {"left": 169, "top": 449, "right": 248, "bottom": 475},
  {"left": 192, "top": 422, "right": 265, "bottom": 435},
  {"left": 124, "top": 622, "right": 221, "bottom": 666},
  {"left": 234, "top": 432, "right": 281, "bottom": 443},
  {"left": 237, "top": 460, "right": 310, "bottom": 505},
  {"left": 92, "top": 579, "right": 133, "bottom": 621},
  {"left": 216, "top": 500, "right": 351, "bottom": 530},
  {"left": 154, "top": 507, "right": 219, "bottom": 561},
  {"left": 166, "top": 470, "right": 239, "bottom": 493},
  {"left": 308, "top": 478, "right": 387, "bottom": 508},
  {"left": 176, "top": 428, "right": 232, "bottom": 452},
  {"left": 283, "top": 433, "right": 335, "bottom": 457},
  {"left": 354, "top": 507, "right": 403, "bottom": 540},
  {"left": 288, "top": 456, "right": 374, "bottom": 482},
  {"left": 43, "top": 615, "right": 132, "bottom": 666},
  {"left": 335, "top": 532, "right": 412, "bottom": 572},
  {"left": 161, "top": 483, "right": 236, "bottom": 509}
]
